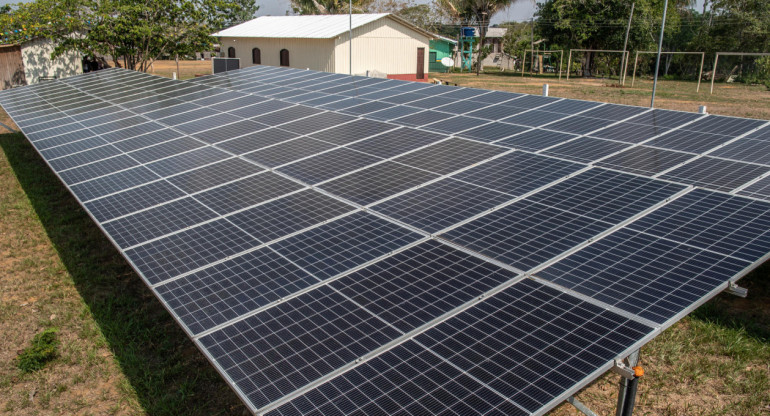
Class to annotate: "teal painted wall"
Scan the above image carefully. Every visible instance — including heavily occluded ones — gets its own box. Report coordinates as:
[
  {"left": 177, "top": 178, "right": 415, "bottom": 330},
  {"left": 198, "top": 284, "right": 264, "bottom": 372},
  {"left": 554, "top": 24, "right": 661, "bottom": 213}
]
[{"left": 429, "top": 39, "right": 454, "bottom": 73}]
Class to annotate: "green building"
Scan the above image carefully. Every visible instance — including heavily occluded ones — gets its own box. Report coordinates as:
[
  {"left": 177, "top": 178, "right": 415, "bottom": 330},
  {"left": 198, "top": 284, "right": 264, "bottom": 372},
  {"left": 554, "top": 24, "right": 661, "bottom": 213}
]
[{"left": 428, "top": 35, "right": 456, "bottom": 73}]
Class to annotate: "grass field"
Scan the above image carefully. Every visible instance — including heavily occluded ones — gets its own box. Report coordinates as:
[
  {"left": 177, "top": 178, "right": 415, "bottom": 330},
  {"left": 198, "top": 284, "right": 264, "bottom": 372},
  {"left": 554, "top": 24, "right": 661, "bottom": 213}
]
[{"left": 0, "top": 62, "right": 769, "bottom": 415}]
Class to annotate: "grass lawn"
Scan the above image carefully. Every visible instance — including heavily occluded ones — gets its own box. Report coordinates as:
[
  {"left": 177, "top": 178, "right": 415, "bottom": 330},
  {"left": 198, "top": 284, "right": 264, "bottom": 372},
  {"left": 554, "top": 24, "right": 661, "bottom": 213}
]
[{"left": 0, "top": 62, "right": 769, "bottom": 415}]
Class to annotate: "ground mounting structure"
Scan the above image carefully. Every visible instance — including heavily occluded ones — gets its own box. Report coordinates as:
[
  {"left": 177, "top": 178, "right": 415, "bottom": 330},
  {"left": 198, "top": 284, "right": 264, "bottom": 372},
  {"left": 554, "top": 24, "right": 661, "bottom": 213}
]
[{"left": 2, "top": 65, "right": 770, "bottom": 416}]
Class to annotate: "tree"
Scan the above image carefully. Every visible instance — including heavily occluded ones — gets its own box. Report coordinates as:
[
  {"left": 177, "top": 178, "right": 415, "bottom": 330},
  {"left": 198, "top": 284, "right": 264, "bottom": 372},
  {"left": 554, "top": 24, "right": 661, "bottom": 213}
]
[
  {"left": 0, "top": 0, "right": 241, "bottom": 72},
  {"left": 290, "top": 0, "right": 375, "bottom": 14},
  {"left": 437, "top": 0, "right": 525, "bottom": 75}
]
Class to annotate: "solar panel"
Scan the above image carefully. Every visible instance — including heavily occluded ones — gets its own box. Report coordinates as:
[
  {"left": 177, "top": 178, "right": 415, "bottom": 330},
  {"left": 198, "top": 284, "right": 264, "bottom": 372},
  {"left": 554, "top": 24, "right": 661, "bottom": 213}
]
[{"left": 3, "top": 66, "right": 770, "bottom": 416}]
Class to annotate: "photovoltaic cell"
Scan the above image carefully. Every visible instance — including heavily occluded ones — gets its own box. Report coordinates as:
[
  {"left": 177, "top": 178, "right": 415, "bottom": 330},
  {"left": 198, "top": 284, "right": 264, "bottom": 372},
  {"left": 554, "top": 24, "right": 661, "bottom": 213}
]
[
  {"left": 440, "top": 199, "right": 613, "bottom": 271},
  {"left": 279, "top": 112, "right": 358, "bottom": 136},
  {"left": 738, "top": 176, "right": 770, "bottom": 200},
  {"left": 589, "top": 122, "right": 671, "bottom": 144},
  {"left": 541, "top": 137, "right": 631, "bottom": 164},
  {"left": 707, "top": 139, "right": 770, "bottom": 165},
  {"left": 318, "top": 161, "right": 441, "bottom": 206},
  {"left": 156, "top": 247, "right": 318, "bottom": 334},
  {"left": 244, "top": 137, "right": 337, "bottom": 168},
  {"left": 372, "top": 178, "right": 514, "bottom": 233},
  {"left": 346, "top": 127, "right": 447, "bottom": 159},
  {"left": 102, "top": 197, "right": 218, "bottom": 249},
  {"left": 647, "top": 129, "right": 733, "bottom": 154},
  {"left": 659, "top": 157, "right": 770, "bottom": 192},
  {"left": 166, "top": 158, "right": 264, "bottom": 193},
  {"left": 307, "top": 118, "right": 396, "bottom": 145},
  {"left": 452, "top": 151, "right": 584, "bottom": 196},
  {"left": 145, "top": 146, "right": 231, "bottom": 177},
  {"left": 198, "top": 285, "right": 402, "bottom": 409},
  {"left": 217, "top": 128, "right": 300, "bottom": 155},
  {"left": 495, "top": 129, "right": 577, "bottom": 151},
  {"left": 276, "top": 148, "right": 382, "bottom": 185},
  {"left": 597, "top": 146, "right": 695, "bottom": 177},
  {"left": 195, "top": 173, "right": 306, "bottom": 215},
  {"left": 84, "top": 180, "right": 186, "bottom": 222},
  {"left": 624, "top": 109, "right": 703, "bottom": 128},
  {"left": 394, "top": 138, "right": 508, "bottom": 175},
  {"left": 535, "top": 228, "right": 751, "bottom": 324},
  {"left": 190, "top": 119, "right": 267, "bottom": 144},
  {"left": 269, "top": 340, "right": 525, "bottom": 416},
  {"left": 128, "top": 137, "right": 206, "bottom": 163},
  {"left": 415, "top": 279, "right": 654, "bottom": 414},
  {"left": 628, "top": 188, "right": 770, "bottom": 261},
  {"left": 125, "top": 218, "right": 260, "bottom": 284},
  {"left": 457, "top": 122, "right": 530, "bottom": 143},
  {"left": 271, "top": 211, "right": 423, "bottom": 280},
  {"left": 227, "top": 190, "right": 356, "bottom": 243},
  {"left": 59, "top": 155, "right": 140, "bottom": 185},
  {"left": 70, "top": 166, "right": 160, "bottom": 202},
  {"left": 680, "top": 114, "right": 765, "bottom": 136}
]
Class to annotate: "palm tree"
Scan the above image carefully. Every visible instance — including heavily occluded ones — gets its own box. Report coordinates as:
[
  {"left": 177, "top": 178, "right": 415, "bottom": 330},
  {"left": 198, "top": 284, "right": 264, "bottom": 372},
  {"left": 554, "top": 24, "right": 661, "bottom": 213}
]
[{"left": 290, "top": 0, "right": 375, "bottom": 15}]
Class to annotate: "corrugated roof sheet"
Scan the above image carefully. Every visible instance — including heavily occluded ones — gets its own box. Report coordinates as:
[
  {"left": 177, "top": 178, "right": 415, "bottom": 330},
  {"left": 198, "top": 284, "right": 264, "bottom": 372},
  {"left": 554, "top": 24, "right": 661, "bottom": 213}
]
[{"left": 214, "top": 14, "right": 394, "bottom": 39}]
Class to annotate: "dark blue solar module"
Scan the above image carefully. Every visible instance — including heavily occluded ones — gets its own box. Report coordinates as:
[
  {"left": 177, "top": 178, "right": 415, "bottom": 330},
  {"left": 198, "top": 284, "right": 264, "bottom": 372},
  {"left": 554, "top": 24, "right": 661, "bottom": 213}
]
[
  {"left": 394, "top": 138, "right": 509, "bottom": 175},
  {"left": 329, "top": 240, "right": 518, "bottom": 332},
  {"left": 318, "top": 161, "right": 441, "bottom": 206},
  {"left": 440, "top": 199, "right": 614, "bottom": 271},
  {"left": 535, "top": 228, "right": 752, "bottom": 324},
  {"left": 647, "top": 129, "right": 733, "bottom": 154},
  {"left": 345, "top": 127, "right": 447, "bottom": 159},
  {"left": 496, "top": 129, "right": 577, "bottom": 151},
  {"left": 659, "top": 157, "right": 770, "bottom": 192},
  {"left": 195, "top": 172, "right": 306, "bottom": 215},
  {"left": 372, "top": 178, "right": 514, "bottom": 233},
  {"left": 276, "top": 148, "right": 382, "bottom": 185},
  {"left": 271, "top": 211, "right": 423, "bottom": 280},
  {"left": 597, "top": 146, "right": 696, "bottom": 177},
  {"left": 452, "top": 151, "right": 585, "bottom": 196},
  {"left": 84, "top": 179, "right": 186, "bottom": 222},
  {"left": 69, "top": 166, "right": 160, "bottom": 202},
  {"left": 709, "top": 139, "right": 770, "bottom": 165},
  {"left": 627, "top": 188, "right": 770, "bottom": 262},
  {"left": 541, "top": 137, "right": 631, "bottom": 163},
  {"left": 125, "top": 218, "right": 260, "bottom": 285},
  {"left": 156, "top": 247, "right": 319, "bottom": 334},
  {"left": 198, "top": 285, "right": 402, "bottom": 409},
  {"left": 227, "top": 190, "right": 356, "bottom": 243}
]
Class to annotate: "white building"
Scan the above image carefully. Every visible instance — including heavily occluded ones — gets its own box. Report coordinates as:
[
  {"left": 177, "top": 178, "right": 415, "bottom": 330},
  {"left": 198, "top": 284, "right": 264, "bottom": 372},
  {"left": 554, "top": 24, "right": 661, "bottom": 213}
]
[
  {"left": 213, "top": 14, "right": 434, "bottom": 81},
  {"left": 0, "top": 38, "right": 82, "bottom": 89}
]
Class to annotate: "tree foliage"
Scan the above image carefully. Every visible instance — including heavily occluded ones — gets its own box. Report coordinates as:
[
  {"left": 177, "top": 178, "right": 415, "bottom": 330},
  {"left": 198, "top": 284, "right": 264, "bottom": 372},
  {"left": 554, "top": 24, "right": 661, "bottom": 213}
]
[
  {"left": 290, "top": 0, "right": 375, "bottom": 15},
  {"left": 0, "top": 0, "right": 250, "bottom": 72}
]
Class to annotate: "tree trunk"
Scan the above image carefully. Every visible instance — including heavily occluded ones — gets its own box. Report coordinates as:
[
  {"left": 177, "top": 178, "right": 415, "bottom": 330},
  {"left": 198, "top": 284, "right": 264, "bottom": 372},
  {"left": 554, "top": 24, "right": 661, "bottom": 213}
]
[{"left": 583, "top": 52, "right": 593, "bottom": 77}]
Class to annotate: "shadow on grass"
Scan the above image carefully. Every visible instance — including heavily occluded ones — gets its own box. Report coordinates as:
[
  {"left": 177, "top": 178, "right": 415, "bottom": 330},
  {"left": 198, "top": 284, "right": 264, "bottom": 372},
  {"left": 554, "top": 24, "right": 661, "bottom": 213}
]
[{"left": 0, "top": 132, "right": 247, "bottom": 415}]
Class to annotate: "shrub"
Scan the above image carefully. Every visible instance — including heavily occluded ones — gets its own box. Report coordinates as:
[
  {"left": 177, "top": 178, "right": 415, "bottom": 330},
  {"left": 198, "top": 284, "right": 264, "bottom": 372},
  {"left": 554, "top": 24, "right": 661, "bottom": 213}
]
[{"left": 16, "top": 328, "right": 59, "bottom": 373}]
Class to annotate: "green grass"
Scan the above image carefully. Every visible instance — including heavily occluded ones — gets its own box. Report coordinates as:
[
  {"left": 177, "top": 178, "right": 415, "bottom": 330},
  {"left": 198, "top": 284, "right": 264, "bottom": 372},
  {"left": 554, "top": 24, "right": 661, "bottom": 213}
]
[
  {"left": 0, "top": 132, "right": 245, "bottom": 415},
  {"left": 16, "top": 328, "right": 59, "bottom": 373}
]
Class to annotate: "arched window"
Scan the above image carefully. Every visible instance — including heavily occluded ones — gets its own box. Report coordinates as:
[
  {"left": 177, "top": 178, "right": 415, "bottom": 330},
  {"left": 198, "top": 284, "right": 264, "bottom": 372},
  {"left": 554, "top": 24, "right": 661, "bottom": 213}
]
[
  {"left": 252, "top": 48, "right": 261, "bottom": 65},
  {"left": 227, "top": 47, "right": 236, "bottom": 58},
  {"left": 279, "top": 49, "right": 289, "bottom": 67}
]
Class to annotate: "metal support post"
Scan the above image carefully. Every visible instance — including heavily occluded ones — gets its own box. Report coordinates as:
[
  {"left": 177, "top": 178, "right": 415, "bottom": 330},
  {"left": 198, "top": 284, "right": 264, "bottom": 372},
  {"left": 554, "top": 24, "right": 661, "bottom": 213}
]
[
  {"left": 615, "top": 350, "right": 643, "bottom": 416},
  {"left": 710, "top": 53, "right": 719, "bottom": 94},
  {"left": 567, "top": 396, "right": 599, "bottom": 416},
  {"left": 542, "top": 84, "right": 549, "bottom": 96},
  {"left": 727, "top": 282, "right": 748, "bottom": 298},
  {"left": 566, "top": 50, "right": 572, "bottom": 80},
  {"left": 620, "top": 2, "right": 635, "bottom": 85},
  {"left": 651, "top": 0, "right": 669, "bottom": 107}
]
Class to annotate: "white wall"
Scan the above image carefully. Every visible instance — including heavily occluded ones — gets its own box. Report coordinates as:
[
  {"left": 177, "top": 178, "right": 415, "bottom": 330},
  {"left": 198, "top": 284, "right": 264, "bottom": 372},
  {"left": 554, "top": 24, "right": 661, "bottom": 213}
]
[
  {"left": 219, "top": 37, "right": 335, "bottom": 73},
  {"left": 21, "top": 38, "right": 82, "bottom": 84},
  {"left": 334, "top": 17, "right": 430, "bottom": 76}
]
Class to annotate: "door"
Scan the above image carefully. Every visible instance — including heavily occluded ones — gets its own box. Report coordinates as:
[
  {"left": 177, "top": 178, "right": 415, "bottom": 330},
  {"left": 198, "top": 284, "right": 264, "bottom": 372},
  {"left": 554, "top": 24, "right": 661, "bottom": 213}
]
[
  {"left": 280, "top": 49, "right": 289, "bottom": 67},
  {"left": 252, "top": 48, "right": 261, "bottom": 65},
  {"left": 417, "top": 47, "right": 425, "bottom": 79},
  {"left": 227, "top": 47, "right": 236, "bottom": 58}
]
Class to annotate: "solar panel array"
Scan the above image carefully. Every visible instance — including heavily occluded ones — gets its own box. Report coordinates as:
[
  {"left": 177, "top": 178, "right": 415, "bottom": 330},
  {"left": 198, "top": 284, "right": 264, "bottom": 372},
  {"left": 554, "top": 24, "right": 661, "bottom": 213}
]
[{"left": 1, "top": 65, "right": 769, "bottom": 416}]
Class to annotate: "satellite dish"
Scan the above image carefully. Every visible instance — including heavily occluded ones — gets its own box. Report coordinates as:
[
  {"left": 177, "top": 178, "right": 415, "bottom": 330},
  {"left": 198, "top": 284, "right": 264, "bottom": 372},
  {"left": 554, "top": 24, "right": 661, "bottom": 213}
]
[{"left": 441, "top": 57, "right": 454, "bottom": 67}]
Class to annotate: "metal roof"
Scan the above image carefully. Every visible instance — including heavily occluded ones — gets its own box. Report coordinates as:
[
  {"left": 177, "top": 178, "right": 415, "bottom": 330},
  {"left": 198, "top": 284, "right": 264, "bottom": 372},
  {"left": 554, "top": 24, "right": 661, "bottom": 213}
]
[{"left": 213, "top": 13, "right": 432, "bottom": 39}]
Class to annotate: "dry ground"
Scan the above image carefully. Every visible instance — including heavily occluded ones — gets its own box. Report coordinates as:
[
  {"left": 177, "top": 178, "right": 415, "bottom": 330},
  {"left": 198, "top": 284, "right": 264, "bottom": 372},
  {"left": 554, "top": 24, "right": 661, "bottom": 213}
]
[{"left": 0, "top": 62, "right": 768, "bottom": 415}]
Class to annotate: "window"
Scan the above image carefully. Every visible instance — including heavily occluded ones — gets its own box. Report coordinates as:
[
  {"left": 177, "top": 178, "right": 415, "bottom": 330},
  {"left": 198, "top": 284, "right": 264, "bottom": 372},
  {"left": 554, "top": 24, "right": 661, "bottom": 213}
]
[
  {"left": 429, "top": 52, "right": 437, "bottom": 62},
  {"left": 252, "top": 48, "right": 261, "bottom": 65},
  {"left": 280, "top": 49, "right": 289, "bottom": 67},
  {"left": 227, "top": 47, "right": 236, "bottom": 58}
]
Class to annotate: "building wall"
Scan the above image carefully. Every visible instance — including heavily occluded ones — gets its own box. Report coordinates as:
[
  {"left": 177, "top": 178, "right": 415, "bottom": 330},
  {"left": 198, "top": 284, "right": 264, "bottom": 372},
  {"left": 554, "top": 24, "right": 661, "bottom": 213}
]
[
  {"left": 429, "top": 40, "right": 454, "bottom": 73},
  {"left": 20, "top": 38, "right": 82, "bottom": 84},
  {"left": 333, "top": 17, "right": 429, "bottom": 78},
  {"left": 218, "top": 37, "right": 335, "bottom": 73}
]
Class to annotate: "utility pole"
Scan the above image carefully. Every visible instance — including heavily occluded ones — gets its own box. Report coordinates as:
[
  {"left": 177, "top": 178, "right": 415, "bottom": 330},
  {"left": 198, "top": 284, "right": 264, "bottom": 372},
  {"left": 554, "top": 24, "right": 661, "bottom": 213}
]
[
  {"left": 620, "top": 2, "right": 635, "bottom": 85},
  {"left": 349, "top": 0, "right": 352, "bottom": 75},
  {"left": 651, "top": 0, "right": 669, "bottom": 107},
  {"left": 530, "top": 17, "right": 534, "bottom": 74}
]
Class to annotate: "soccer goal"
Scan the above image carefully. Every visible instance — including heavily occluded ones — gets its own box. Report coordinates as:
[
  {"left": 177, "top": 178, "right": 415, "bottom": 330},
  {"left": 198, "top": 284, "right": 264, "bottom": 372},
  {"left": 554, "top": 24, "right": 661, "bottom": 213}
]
[
  {"left": 566, "top": 49, "right": 630, "bottom": 81},
  {"left": 520, "top": 50, "right": 564, "bottom": 80},
  {"left": 710, "top": 52, "right": 770, "bottom": 94},
  {"left": 630, "top": 51, "right": 705, "bottom": 91}
]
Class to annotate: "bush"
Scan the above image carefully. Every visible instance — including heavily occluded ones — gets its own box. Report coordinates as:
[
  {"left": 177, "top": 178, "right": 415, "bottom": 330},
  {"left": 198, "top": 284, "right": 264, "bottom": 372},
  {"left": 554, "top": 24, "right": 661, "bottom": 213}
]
[{"left": 16, "top": 328, "right": 59, "bottom": 373}]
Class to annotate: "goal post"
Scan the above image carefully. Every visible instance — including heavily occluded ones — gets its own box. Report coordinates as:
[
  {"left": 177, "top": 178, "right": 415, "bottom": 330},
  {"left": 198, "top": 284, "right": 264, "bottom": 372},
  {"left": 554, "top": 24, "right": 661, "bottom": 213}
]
[
  {"left": 630, "top": 51, "right": 705, "bottom": 91},
  {"left": 520, "top": 50, "right": 564, "bottom": 80},
  {"left": 566, "top": 49, "right": 630, "bottom": 81},
  {"left": 711, "top": 52, "right": 770, "bottom": 94}
]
